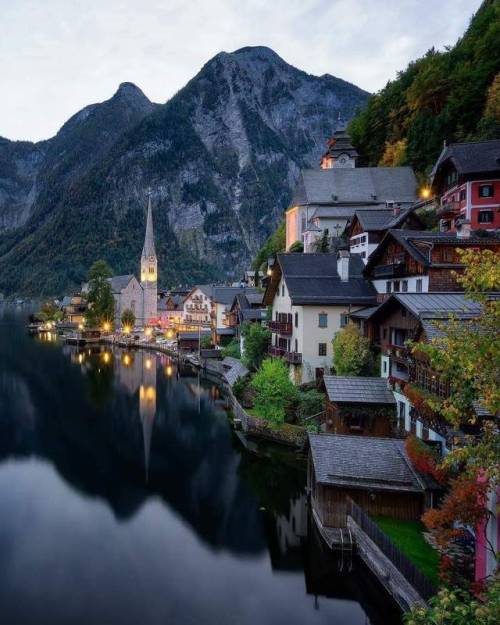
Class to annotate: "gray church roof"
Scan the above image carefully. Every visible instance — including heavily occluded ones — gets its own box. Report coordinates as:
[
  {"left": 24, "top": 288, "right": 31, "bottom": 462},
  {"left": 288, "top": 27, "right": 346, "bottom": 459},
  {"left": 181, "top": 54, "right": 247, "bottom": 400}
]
[
  {"left": 308, "top": 433, "right": 427, "bottom": 492},
  {"left": 108, "top": 275, "right": 135, "bottom": 293},
  {"left": 323, "top": 376, "right": 395, "bottom": 404},
  {"left": 291, "top": 167, "right": 417, "bottom": 207},
  {"left": 141, "top": 195, "right": 156, "bottom": 258}
]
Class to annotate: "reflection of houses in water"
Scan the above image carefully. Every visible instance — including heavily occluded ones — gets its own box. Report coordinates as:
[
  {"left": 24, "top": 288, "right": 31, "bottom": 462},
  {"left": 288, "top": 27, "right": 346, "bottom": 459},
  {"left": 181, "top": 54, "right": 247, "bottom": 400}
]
[
  {"left": 139, "top": 353, "right": 157, "bottom": 482},
  {"left": 275, "top": 495, "right": 308, "bottom": 554}
]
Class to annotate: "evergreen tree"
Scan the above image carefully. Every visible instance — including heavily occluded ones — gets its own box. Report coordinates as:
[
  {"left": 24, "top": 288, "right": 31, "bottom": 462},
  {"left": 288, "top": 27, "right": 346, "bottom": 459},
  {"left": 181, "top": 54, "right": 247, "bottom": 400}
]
[{"left": 86, "top": 260, "right": 114, "bottom": 328}]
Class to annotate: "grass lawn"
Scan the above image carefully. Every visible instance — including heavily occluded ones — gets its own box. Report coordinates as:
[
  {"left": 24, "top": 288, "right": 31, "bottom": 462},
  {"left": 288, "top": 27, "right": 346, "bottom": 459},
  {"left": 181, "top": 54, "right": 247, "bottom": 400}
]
[{"left": 374, "top": 517, "right": 440, "bottom": 585}]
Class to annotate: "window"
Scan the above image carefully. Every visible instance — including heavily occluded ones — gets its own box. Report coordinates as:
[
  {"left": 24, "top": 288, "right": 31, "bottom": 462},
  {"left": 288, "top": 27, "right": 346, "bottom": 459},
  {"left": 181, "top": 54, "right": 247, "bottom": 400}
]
[
  {"left": 479, "top": 184, "right": 494, "bottom": 198},
  {"left": 386, "top": 281, "right": 392, "bottom": 294},
  {"left": 340, "top": 313, "right": 349, "bottom": 328},
  {"left": 402, "top": 280, "right": 408, "bottom": 293},
  {"left": 294, "top": 338, "right": 298, "bottom": 352},
  {"left": 478, "top": 210, "right": 494, "bottom": 224},
  {"left": 294, "top": 312, "right": 298, "bottom": 328},
  {"left": 383, "top": 360, "right": 387, "bottom": 374},
  {"left": 393, "top": 280, "right": 400, "bottom": 293},
  {"left": 318, "top": 343, "right": 327, "bottom": 356},
  {"left": 318, "top": 313, "right": 328, "bottom": 328},
  {"left": 281, "top": 283, "right": 285, "bottom": 297},
  {"left": 416, "top": 279, "right": 423, "bottom": 293},
  {"left": 459, "top": 189, "right": 466, "bottom": 201}
]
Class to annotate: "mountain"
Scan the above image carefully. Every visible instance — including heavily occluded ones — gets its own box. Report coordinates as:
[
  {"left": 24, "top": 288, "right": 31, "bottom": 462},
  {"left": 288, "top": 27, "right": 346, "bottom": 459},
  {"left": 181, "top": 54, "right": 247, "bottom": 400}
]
[
  {"left": 348, "top": 0, "right": 500, "bottom": 175},
  {"left": 0, "top": 46, "right": 368, "bottom": 296}
]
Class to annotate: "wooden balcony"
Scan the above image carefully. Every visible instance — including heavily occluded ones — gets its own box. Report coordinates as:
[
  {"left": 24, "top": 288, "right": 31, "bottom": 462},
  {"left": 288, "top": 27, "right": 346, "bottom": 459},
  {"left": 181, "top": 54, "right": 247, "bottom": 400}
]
[
  {"left": 268, "top": 345, "right": 302, "bottom": 364},
  {"left": 268, "top": 320, "right": 293, "bottom": 336},
  {"left": 436, "top": 201, "right": 461, "bottom": 217},
  {"left": 373, "top": 263, "right": 407, "bottom": 279}
]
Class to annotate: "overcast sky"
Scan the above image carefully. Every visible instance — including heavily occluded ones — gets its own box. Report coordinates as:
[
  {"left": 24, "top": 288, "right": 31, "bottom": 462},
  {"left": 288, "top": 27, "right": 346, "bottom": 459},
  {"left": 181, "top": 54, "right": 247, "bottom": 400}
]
[{"left": 1, "top": 0, "right": 482, "bottom": 142}]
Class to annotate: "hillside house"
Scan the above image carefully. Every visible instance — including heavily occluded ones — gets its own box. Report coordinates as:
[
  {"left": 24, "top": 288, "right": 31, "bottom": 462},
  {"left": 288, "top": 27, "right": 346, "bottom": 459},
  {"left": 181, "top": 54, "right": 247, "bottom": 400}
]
[
  {"left": 364, "top": 228, "right": 500, "bottom": 297},
  {"left": 263, "top": 252, "right": 377, "bottom": 384},
  {"left": 430, "top": 140, "right": 500, "bottom": 232}
]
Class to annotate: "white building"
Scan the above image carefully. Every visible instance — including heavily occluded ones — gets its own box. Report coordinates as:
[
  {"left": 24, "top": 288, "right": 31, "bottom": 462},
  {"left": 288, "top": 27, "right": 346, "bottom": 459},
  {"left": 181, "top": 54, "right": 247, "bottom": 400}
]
[{"left": 263, "top": 252, "right": 378, "bottom": 384}]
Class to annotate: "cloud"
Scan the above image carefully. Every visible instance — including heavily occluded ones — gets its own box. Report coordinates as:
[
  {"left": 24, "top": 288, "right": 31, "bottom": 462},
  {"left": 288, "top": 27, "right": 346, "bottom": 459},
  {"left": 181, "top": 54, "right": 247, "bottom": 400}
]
[{"left": 0, "top": 0, "right": 482, "bottom": 141}]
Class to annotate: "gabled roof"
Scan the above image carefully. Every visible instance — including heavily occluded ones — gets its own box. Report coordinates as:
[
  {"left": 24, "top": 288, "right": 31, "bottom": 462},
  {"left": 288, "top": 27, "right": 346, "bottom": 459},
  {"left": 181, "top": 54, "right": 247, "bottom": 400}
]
[
  {"left": 264, "top": 253, "right": 377, "bottom": 306},
  {"left": 352, "top": 207, "right": 423, "bottom": 232},
  {"left": 365, "top": 229, "right": 500, "bottom": 271},
  {"left": 212, "top": 286, "right": 259, "bottom": 305},
  {"left": 240, "top": 308, "right": 267, "bottom": 322},
  {"left": 323, "top": 376, "right": 395, "bottom": 404},
  {"left": 431, "top": 140, "right": 500, "bottom": 180},
  {"left": 290, "top": 167, "right": 417, "bottom": 207},
  {"left": 308, "top": 434, "right": 428, "bottom": 492},
  {"left": 108, "top": 274, "right": 135, "bottom": 293}
]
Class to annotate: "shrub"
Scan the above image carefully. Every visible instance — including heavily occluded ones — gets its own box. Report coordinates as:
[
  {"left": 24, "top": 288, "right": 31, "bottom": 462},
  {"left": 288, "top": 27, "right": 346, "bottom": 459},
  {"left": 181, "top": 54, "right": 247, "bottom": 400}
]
[
  {"left": 296, "top": 389, "right": 325, "bottom": 420},
  {"left": 332, "top": 323, "right": 373, "bottom": 375},
  {"left": 251, "top": 359, "right": 297, "bottom": 427},
  {"left": 221, "top": 338, "right": 240, "bottom": 359},
  {"left": 242, "top": 322, "right": 270, "bottom": 371}
]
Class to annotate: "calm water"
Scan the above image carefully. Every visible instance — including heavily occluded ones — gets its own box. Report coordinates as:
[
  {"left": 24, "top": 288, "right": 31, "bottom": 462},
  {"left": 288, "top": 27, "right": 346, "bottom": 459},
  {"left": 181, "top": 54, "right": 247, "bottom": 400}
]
[{"left": 0, "top": 307, "right": 401, "bottom": 625}]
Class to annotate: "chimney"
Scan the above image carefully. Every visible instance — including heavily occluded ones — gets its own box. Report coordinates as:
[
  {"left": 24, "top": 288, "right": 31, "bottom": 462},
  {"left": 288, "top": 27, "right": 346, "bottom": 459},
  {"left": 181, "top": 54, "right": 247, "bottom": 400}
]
[
  {"left": 337, "top": 250, "right": 350, "bottom": 282},
  {"left": 393, "top": 203, "right": 401, "bottom": 216},
  {"left": 456, "top": 219, "right": 471, "bottom": 239}
]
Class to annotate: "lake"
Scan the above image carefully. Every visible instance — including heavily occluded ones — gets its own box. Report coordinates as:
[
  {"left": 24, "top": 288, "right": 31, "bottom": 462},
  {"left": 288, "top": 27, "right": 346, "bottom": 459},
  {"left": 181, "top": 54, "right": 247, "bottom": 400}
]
[{"left": 0, "top": 307, "right": 402, "bottom": 625}]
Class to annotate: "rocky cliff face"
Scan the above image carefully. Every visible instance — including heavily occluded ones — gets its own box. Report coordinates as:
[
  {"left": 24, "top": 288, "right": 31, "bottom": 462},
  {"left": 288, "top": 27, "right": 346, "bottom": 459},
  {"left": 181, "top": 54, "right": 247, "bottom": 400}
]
[{"left": 0, "top": 46, "right": 368, "bottom": 295}]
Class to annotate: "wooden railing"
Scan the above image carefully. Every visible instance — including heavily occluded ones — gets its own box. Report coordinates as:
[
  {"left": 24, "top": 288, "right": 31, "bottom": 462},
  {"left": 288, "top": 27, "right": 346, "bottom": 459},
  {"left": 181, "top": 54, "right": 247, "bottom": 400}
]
[
  {"left": 268, "top": 346, "right": 302, "bottom": 364},
  {"left": 268, "top": 320, "right": 293, "bottom": 335},
  {"left": 346, "top": 497, "right": 436, "bottom": 601}
]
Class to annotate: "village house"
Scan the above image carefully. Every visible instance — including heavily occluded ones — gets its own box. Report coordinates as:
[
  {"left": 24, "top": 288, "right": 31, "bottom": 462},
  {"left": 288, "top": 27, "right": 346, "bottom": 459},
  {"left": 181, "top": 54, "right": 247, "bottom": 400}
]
[
  {"left": 60, "top": 294, "right": 87, "bottom": 325},
  {"left": 347, "top": 205, "right": 424, "bottom": 263},
  {"left": 308, "top": 433, "right": 440, "bottom": 529},
  {"left": 183, "top": 285, "right": 213, "bottom": 327},
  {"left": 352, "top": 292, "right": 484, "bottom": 448},
  {"left": 285, "top": 131, "right": 417, "bottom": 251},
  {"left": 430, "top": 139, "right": 500, "bottom": 233},
  {"left": 223, "top": 291, "right": 267, "bottom": 347},
  {"left": 157, "top": 288, "right": 189, "bottom": 328},
  {"left": 363, "top": 226, "right": 500, "bottom": 297},
  {"left": 322, "top": 375, "right": 395, "bottom": 437},
  {"left": 210, "top": 286, "right": 260, "bottom": 345},
  {"left": 263, "top": 252, "right": 377, "bottom": 384}
]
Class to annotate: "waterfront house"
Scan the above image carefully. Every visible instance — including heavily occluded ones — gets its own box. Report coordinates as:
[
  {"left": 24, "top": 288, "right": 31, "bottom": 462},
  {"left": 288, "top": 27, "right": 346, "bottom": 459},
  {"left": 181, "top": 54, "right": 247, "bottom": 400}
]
[
  {"left": 211, "top": 286, "right": 260, "bottom": 345},
  {"left": 352, "top": 292, "right": 484, "bottom": 447},
  {"left": 183, "top": 285, "right": 213, "bottom": 327},
  {"left": 60, "top": 294, "right": 87, "bottom": 325},
  {"left": 177, "top": 330, "right": 211, "bottom": 352},
  {"left": 158, "top": 289, "right": 189, "bottom": 328},
  {"left": 224, "top": 291, "right": 267, "bottom": 350},
  {"left": 308, "top": 433, "right": 439, "bottom": 528},
  {"left": 364, "top": 227, "right": 500, "bottom": 297},
  {"left": 263, "top": 251, "right": 377, "bottom": 384},
  {"left": 430, "top": 139, "right": 500, "bottom": 233},
  {"left": 347, "top": 205, "right": 424, "bottom": 263},
  {"left": 323, "top": 376, "right": 395, "bottom": 437}
]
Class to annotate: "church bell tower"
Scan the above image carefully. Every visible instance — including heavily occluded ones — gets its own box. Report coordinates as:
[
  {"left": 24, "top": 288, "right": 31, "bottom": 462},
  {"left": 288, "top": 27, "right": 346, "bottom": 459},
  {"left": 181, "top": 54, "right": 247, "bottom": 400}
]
[{"left": 140, "top": 192, "right": 158, "bottom": 325}]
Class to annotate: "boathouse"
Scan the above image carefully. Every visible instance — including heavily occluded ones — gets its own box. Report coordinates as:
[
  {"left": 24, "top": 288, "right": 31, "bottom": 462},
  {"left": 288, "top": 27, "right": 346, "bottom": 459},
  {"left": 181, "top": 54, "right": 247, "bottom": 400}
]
[
  {"left": 323, "top": 376, "right": 395, "bottom": 436},
  {"left": 308, "top": 433, "right": 439, "bottom": 528}
]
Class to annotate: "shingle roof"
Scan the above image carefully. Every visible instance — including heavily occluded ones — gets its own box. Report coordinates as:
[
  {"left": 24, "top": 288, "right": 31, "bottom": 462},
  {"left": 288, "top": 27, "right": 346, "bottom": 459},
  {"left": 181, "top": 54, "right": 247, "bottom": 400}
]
[
  {"left": 354, "top": 207, "right": 421, "bottom": 232},
  {"left": 323, "top": 376, "right": 395, "bottom": 404},
  {"left": 269, "top": 253, "right": 377, "bottom": 306},
  {"left": 212, "top": 286, "right": 259, "bottom": 305},
  {"left": 240, "top": 308, "right": 267, "bottom": 321},
  {"left": 222, "top": 358, "right": 249, "bottom": 387},
  {"left": 431, "top": 140, "right": 500, "bottom": 179},
  {"left": 308, "top": 434, "right": 426, "bottom": 492},
  {"left": 393, "top": 293, "right": 482, "bottom": 317},
  {"left": 291, "top": 167, "right": 417, "bottom": 207},
  {"left": 349, "top": 305, "right": 380, "bottom": 319},
  {"left": 309, "top": 206, "right": 359, "bottom": 219},
  {"left": 177, "top": 330, "right": 211, "bottom": 340},
  {"left": 108, "top": 275, "right": 135, "bottom": 293}
]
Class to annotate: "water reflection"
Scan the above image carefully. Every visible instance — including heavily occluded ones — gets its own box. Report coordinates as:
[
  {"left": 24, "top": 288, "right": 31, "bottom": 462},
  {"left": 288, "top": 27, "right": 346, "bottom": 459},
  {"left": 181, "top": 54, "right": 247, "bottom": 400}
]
[{"left": 0, "top": 308, "right": 401, "bottom": 625}]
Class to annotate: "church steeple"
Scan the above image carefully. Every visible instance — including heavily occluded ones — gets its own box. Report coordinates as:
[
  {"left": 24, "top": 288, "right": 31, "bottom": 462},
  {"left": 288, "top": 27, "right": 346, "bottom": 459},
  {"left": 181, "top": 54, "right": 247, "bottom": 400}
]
[{"left": 140, "top": 191, "right": 157, "bottom": 285}]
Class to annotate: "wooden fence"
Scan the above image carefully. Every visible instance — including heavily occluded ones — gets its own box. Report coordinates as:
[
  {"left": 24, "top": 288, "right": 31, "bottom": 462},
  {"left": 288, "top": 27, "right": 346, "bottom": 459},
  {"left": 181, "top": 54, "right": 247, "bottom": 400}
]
[{"left": 346, "top": 497, "right": 436, "bottom": 601}]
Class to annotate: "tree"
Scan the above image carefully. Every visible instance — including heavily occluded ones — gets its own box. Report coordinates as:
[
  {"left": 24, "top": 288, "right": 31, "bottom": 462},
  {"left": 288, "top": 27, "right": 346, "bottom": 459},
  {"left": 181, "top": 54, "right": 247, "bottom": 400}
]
[
  {"left": 313, "top": 230, "right": 330, "bottom": 253},
  {"left": 242, "top": 322, "right": 270, "bottom": 371},
  {"left": 221, "top": 338, "right": 240, "bottom": 359},
  {"left": 121, "top": 308, "right": 135, "bottom": 331},
  {"left": 38, "top": 301, "right": 62, "bottom": 322},
  {"left": 289, "top": 240, "right": 304, "bottom": 253},
  {"left": 332, "top": 323, "right": 373, "bottom": 375},
  {"left": 86, "top": 260, "right": 114, "bottom": 328},
  {"left": 404, "top": 579, "right": 500, "bottom": 625},
  {"left": 251, "top": 358, "right": 297, "bottom": 426},
  {"left": 253, "top": 221, "right": 286, "bottom": 271}
]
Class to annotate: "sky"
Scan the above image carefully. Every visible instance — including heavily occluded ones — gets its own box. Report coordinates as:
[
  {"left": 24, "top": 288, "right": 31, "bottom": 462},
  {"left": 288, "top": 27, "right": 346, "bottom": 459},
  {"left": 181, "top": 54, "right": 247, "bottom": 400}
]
[{"left": 1, "top": 0, "right": 482, "bottom": 142}]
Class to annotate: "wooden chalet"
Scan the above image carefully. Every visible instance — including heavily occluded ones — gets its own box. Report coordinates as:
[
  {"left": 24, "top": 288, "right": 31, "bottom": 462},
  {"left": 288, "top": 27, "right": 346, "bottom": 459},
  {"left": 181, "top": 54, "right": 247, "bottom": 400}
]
[
  {"left": 364, "top": 228, "right": 500, "bottom": 298},
  {"left": 322, "top": 376, "right": 395, "bottom": 437},
  {"left": 308, "top": 433, "right": 440, "bottom": 529}
]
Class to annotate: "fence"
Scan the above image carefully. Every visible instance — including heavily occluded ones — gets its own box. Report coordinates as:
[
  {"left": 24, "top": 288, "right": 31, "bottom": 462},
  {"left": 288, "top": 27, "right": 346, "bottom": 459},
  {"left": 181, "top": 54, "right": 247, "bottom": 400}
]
[{"left": 346, "top": 497, "right": 436, "bottom": 601}]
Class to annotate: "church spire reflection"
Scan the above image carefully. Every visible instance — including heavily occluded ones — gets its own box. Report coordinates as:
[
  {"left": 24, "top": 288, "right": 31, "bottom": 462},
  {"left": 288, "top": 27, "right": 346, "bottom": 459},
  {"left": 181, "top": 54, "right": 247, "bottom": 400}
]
[{"left": 139, "top": 353, "right": 157, "bottom": 483}]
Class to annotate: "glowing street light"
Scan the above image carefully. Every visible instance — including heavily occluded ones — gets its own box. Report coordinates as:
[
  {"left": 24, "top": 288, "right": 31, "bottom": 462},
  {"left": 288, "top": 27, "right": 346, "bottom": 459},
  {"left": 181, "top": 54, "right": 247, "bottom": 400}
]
[
  {"left": 103, "top": 322, "right": 111, "bottom": 333},
  {"left": 123, "top": 325, "right": 131, "bottom": 335},
  {"left": 78, "top": 323, "right": 84, "bottom": 331},
  {"left": 420, "top": 187, "right": 431, "bottom": 200},
  {"left": 145, "top": 327, "right": 153, "bottom": 338}
]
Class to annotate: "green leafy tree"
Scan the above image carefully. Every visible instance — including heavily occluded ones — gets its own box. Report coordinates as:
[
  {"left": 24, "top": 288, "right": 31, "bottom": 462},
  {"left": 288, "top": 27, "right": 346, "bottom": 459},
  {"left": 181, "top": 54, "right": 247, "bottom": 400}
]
[
  {"left": 86, "top": 260, "right": 114, "bottom": 328},
  {"left": 121, "top": 308, "right": 136, "bottom": 331},
  {"left": 332, "top": 323, "right": 373, "bottom": 376},
  {"left": 289, "top": 240, "right": 304, "bottom": 253},
  {"left": 250, "top": 358, "right": 297, "bottom": 426},
  {"left": 242, "top": 322, "right": 271, "bottom": 371},
  {"left": 38, "top": 301, "right": 62, "bottom": 322},
  {"left": 221, "top": 338, "right": 240, "bottom": 359},
  {"left": 200, "top": 334, "right": 212, "bottom": 349}
]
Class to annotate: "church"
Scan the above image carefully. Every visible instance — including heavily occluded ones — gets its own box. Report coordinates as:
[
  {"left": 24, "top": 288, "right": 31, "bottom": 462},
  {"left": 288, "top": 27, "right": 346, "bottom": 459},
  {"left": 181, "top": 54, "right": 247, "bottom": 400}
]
[{"left": 109, "top": 194, "right": 158, "bottom": 327}]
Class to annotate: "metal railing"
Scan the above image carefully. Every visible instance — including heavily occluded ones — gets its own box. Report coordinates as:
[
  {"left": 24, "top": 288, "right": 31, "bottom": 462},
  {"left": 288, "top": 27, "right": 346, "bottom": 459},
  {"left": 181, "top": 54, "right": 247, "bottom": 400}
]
[{"left": 346, "top": 497, "right": 436, "bottom": 601}]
